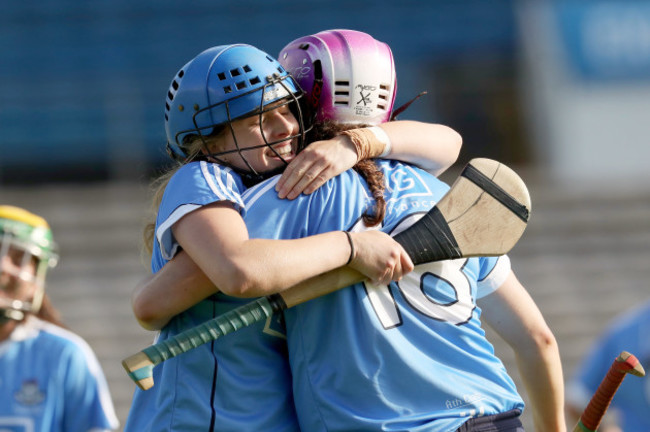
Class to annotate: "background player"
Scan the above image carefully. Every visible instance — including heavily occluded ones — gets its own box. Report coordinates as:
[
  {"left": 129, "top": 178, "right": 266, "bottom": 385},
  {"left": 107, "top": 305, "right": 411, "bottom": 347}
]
[{"left": 0, "top": 205, "right": 119, "bottom": 432}]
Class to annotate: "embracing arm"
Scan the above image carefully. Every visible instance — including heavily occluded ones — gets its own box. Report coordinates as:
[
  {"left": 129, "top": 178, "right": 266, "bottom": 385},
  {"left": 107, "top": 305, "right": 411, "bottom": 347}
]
[
  {"left": 479, "top": 270, "right": 567, "bottom": 432},
  {"left": 377, "top": 120, "right": 462, "bottom": 174},
  {"left": 132, "top": 251, "right": 211, "bottom": 331},
  {"left": 276, "top": 120, "right": 461, "bottom": 199},
  {"left": 133, "top": 202, "right": 413, "bottom": 330},
  {"left": 175, "top": 202, "right": 411, "bottom": 296}
]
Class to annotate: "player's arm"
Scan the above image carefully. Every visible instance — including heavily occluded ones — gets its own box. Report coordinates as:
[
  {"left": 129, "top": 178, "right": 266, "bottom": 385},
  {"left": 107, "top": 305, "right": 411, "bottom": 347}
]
[
  {"left": 478, "top": 270, "right": 567, "bottom": 432},
  {"left": 132, "top": 251, "right": 211, "bottom": 331},
  {"left": 175, "top": 202, "right": 410, "bottom": 296},
  {"left": 133, "top": 203, "right": 412, "bottom": 330},
  {"left": 276, "top": 120, "right": 462, "bottom": 199},
  {"left": 377, "top": 120, "right": 462, "bottom": 174}
]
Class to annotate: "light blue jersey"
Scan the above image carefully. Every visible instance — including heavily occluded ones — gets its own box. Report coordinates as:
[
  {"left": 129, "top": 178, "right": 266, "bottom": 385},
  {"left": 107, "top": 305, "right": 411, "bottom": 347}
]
[
  {"left": 126, "top": 158, "right": 524, "bottom": 431},
  {"left": 566, "top": 300, "right": 650, "bottom": 431},
  {"left": 243, "top": 159, "right": 524, "bottom": 432},
  {"left": 0, "top": 316, "right": 119, "bottom": 432},
  {"left": 125, "top": 160, "right": 298, "bottom": 432}
]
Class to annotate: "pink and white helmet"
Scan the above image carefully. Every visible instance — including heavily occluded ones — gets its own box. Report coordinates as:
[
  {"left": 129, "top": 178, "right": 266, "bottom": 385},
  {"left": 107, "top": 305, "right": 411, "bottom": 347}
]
[{"left": 278, "top": 29, "right": 396, "bottom": 125}]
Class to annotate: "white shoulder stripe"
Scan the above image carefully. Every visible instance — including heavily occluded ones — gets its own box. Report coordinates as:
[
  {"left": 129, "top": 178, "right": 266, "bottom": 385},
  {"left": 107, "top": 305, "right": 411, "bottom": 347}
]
[
  {"left": 244, "top": 177, "right": 280, "bottom": 209},
  {"left": 201, "top": 161, "right": 245, "bottom": 208}
]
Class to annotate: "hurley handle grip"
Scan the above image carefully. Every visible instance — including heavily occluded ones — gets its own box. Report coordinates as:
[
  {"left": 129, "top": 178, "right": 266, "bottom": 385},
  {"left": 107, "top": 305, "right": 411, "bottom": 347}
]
[
  {"left": 123, "top": 296, "right": 282, "bottom": 390},
  {"left": 573, "top": 351, "right": 645, "bottom": 432}
]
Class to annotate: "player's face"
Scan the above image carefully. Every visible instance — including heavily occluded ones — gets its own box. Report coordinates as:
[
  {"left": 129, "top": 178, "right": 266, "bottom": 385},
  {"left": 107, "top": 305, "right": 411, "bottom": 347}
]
[
  {"left": 215, "top": 101, "right": 299, "bottom": 173},
  {"left": 0, "top": 244, "right": 39, "bottom": 307}
]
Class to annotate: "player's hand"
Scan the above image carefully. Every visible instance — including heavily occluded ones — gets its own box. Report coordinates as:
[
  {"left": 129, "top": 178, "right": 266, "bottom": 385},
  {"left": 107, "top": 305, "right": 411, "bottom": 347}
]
[
  {"left": 347, "top": 231, "right": 414, "bottom": 285},
  {"left": 276, "top": 135, "right": 357, "bottom": 200}
]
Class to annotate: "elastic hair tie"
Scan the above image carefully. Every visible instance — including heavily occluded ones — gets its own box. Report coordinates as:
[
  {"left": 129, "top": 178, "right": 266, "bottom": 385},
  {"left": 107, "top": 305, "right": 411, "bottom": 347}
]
[{"left": 344, "top": 231, "right": 355, "bottom": 265}]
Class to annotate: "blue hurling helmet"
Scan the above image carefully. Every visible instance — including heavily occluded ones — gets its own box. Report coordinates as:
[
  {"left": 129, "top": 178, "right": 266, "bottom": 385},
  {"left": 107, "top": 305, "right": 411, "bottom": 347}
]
[{"left": 164, "top": 44, "right": 308, "bottom": 184}]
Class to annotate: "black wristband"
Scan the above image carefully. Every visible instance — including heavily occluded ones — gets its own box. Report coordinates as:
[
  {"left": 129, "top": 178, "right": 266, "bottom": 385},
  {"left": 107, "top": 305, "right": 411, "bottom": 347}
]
[{"left": 344, "top": 231, "right": 355, "bottom": 265}]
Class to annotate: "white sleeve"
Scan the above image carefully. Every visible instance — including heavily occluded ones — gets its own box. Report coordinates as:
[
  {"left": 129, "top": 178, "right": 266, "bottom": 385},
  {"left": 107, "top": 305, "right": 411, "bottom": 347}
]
[{"left": 476, "top": 255, "right": 511, "bottom": 299}]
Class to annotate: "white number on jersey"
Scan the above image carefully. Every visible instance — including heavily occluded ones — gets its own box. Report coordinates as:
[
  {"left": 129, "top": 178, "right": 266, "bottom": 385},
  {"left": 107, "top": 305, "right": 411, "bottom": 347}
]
[
  {"left": 364, "top": 258, "right": 474, "bottom": 329},
  {"left": 353, "top": 214, "right": 475, "bottom": 329}
]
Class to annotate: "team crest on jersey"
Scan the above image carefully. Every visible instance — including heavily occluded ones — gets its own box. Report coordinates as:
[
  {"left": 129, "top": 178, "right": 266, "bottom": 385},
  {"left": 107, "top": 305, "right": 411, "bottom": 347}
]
[
  {"left": 384, "top": 165, "right": 438, "bottom": 217},
  {"left": 14, "top": 379, "right": 45, "bottom": 406}
]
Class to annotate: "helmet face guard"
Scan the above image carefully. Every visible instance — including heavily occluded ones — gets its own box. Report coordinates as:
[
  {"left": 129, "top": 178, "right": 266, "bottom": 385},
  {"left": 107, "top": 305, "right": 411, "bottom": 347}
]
[
  {"left": 194, "top": 74, "right": 308, "bottom": 184},
  {"left": 279, "top": 29, "right": 397, "bottom": 126},
  {"left": 0, "top": 206, "right": 58, "bottom": 324},
  {"left": 164, "top": 44, "right": 310, "bottom": 184}
]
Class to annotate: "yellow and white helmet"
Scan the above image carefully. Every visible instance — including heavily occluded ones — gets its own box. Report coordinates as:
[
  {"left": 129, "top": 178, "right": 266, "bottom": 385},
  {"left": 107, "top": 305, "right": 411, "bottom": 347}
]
[{"left": 0, "top": 206, "right": 58, "bottom": 322}]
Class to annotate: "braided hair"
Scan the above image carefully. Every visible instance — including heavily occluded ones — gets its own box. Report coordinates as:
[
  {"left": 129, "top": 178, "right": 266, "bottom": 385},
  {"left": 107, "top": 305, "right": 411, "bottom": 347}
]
[{"left": 308, "top": 120, "right": 386, "bottom": 227}]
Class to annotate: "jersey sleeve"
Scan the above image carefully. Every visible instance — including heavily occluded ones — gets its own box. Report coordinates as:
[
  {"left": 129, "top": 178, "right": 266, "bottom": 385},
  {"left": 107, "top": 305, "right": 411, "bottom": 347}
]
[
  {"left": 475, "top": 255, "right": 512, "bottom": 299},
  {"left": 61, "top": 338, "right": 120, "bottom": 431},
  {"left": 155, "top": 161, "right": 246, "bottom": 261}
]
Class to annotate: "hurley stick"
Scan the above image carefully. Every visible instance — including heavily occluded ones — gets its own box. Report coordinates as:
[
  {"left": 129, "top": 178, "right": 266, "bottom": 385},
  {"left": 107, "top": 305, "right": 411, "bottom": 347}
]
[
  {"left": 573, "top": 351, "right": 646, "bottom": 432},
  {"left": 123, "top": 158, "right": 531, "bottom": 390}
]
